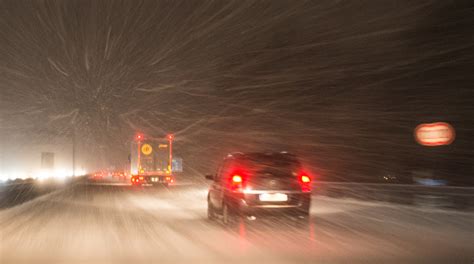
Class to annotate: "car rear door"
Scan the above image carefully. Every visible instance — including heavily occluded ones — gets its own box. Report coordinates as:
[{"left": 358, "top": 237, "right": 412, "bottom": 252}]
[{"left": 243, "top": 156, "right": 305, "bottom": 206}]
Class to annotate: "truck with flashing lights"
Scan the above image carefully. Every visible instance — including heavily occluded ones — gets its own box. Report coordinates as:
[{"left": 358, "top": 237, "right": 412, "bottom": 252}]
[{"left": 130, "top": 134, "right": 176, "bottom": 187}]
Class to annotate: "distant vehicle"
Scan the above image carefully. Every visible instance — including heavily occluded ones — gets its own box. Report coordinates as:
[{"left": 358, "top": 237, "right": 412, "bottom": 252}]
[
  {"left": 111, "top": 170, "right": 128, "bottom": 182},
  {"left": 206, "top": 152, "right": 312, "bottom": 225},
  {"left": 379, "top": 174, "right": 399, "bottom": 183},
  {"left": 129, "top": 134, "right": 175, "bottom": 187},
  {"left": 90, "top": 171, "right": 105, "bottom": 181}
]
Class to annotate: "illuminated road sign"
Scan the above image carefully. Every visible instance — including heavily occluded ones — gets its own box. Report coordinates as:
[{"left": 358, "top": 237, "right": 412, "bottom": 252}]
[{"left": 414, "top": 122, "right": 455, "bottom": 146}]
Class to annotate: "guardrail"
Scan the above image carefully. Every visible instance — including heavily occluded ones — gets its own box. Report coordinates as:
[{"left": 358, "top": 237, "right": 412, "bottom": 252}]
[
  {"left": 0, "top": 177, "right": 86, "bottom": 209},
  {"left": 313, "top": 181, "right": 474, "bottom": 210},
  {"left": 2, "top": 177, "right": 472, "bottom": 210}
]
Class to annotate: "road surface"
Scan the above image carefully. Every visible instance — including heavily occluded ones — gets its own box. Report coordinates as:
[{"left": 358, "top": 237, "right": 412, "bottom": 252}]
[{"left": 0, "top": 182, "right": 472, "bottom": 263}]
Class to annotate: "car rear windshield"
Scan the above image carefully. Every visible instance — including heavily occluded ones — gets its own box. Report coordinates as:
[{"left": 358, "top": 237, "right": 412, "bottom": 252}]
[{"left": 238, "top": 154, "right": 301, "bottom": 177}]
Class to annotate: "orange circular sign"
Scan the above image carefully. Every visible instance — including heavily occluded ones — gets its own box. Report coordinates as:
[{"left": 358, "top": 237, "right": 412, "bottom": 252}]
[
  {"left": 141, "top": 144, "right": 153, "bottom": 155},
  {"left": 414, "top": 122, "right": 455, "bottom": 146}
]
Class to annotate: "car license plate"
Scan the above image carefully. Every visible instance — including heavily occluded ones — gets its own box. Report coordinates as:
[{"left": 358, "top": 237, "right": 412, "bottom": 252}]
[{"left": 259, "top": 193, "right": 288, "bottom": 202}]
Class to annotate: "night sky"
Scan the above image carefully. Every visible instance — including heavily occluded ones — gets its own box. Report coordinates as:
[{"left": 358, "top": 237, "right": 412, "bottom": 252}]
[{"left": 1, "top": 0, "right": 473, "bottom": 184}]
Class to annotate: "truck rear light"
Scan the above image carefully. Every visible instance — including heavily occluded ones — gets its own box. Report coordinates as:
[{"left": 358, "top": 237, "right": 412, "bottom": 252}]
[
  {"left": 131, "top": 176, "right": 144, "bottom": 184},
  {"left": 301, "top": 175, "right": 311, "bottom": 183}
]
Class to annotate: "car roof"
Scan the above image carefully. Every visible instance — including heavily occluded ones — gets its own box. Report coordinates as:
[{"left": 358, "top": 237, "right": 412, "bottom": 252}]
[{"left": 225, "top": 151, "right": 298, "bottom": 161}]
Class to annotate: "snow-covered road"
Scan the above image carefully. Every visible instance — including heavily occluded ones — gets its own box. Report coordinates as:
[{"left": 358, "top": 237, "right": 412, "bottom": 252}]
[{"left": 0, "top": 183, "right": 472, "bottom": 263}]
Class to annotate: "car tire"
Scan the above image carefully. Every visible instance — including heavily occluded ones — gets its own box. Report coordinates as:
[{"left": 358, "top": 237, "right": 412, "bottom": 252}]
[
  {"left": 222, "top": 203, "right": 235, "bottom": 226},
  {"left": 300, "top": 208, "right": 310, "bottom": 217},
  {"left": 207, "top": 198, "right": 217, "bottom": 221},
  {"left": 299, "top": 199, "right": 311, "bottom": 217}
]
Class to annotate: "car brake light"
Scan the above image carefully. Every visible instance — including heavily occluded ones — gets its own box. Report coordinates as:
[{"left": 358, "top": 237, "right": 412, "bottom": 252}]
[
  {"left": 232, "top": 175, "right": 242, "bottom": 183},
  {"left": 301, "top": 175, "right": 311, "bottom": 183},
  {"left": 228, "top": 174, "right": 245, "bottom": 192},
  {"left": 299, "top": 173, "right": 312, "bottom": 192}
]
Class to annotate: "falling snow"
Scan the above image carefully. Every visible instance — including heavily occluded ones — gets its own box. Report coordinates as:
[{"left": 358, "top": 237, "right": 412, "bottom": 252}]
[{"left": 0, "top": 1, "right": 473, "bottom": 262}]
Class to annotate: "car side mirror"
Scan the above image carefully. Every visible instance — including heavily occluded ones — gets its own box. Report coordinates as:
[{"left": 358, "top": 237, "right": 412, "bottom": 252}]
[{"left": 205, "top": 174, "right": 214, "bottom": 180}]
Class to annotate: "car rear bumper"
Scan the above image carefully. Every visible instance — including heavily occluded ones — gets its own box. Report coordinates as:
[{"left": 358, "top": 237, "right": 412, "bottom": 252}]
[
  {"left": 226, "top": 192, "right": 311, "bottom": 215},
  {"left": 240, "top": 204, "right": 309, "bottom": 216},
  {"left": 131, "top": 175, "right": 174, "bottom": 185}
]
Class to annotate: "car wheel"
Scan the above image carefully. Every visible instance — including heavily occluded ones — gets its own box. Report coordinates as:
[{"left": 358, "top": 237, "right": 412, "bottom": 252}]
[
  {"left": 300, "top": 208, "right": 310, "bottom": 217},
  {"left": 222, "top": 203, "right": 234, "bottom": 226},
  {"left": 222, "top": 203, "right": 243, "bottom": 226},
  {"left": 207, "top": 198, "right": 217, "bottom": 221},
  {"left": 299, "top": 199, "right": 311, "bottom": 217}
]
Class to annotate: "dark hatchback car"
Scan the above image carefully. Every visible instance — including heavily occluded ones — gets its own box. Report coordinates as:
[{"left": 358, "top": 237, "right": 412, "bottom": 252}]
[{"left": 206, "top": 152, "right": 312, "bottom": 224}]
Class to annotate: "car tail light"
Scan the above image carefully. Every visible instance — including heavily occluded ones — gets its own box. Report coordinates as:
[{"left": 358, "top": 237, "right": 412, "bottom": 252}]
[
  {"left": 301, "top": 175, "right": 311, "bottom": 183},
  {"left": 299, "top": 174, "right": 312, "bottom": 192},
  {"left": 131, "top": 176, "right": 143, "bottom": 184},
  {"left": 232, "top": 175, "right": 242, "bottom": 183},
  {"left": 229, "top": 174, "right": 245, "bottom": 192}
]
